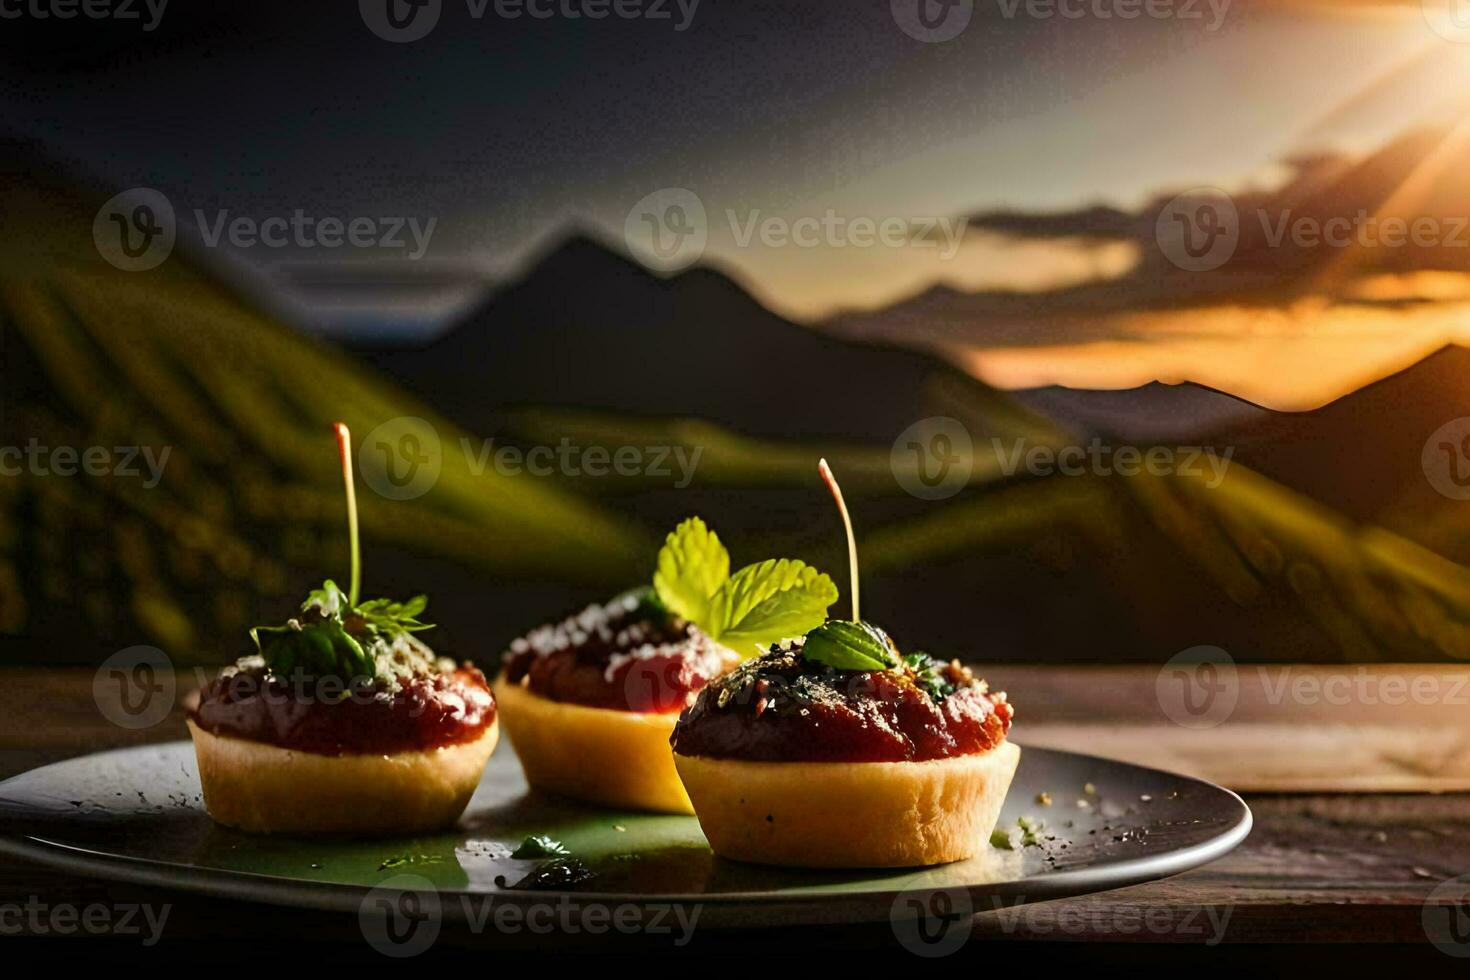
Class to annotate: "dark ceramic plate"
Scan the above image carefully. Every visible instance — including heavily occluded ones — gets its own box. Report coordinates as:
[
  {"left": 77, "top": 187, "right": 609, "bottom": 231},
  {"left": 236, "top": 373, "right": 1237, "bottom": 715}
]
[{"left": 0, "top": 740, "right": 1249, "bottom": 928}]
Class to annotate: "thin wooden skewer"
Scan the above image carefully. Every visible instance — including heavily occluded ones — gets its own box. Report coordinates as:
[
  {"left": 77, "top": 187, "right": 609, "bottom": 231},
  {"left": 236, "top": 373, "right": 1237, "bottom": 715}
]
[{"left": 818, "top": 458, "right": 858, "bottom": 623}]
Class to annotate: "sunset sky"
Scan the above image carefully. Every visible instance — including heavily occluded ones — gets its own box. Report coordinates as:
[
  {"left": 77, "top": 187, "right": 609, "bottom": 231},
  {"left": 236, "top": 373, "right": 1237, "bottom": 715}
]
[{"left": 3, "top": 1, "right": 1469, "bottom": 407}]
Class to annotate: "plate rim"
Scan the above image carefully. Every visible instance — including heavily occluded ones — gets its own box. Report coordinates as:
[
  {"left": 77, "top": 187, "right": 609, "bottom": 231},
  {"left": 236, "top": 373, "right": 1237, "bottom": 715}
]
[{"left": 0, "top": 740, "right": 1252, "bottom": 923}]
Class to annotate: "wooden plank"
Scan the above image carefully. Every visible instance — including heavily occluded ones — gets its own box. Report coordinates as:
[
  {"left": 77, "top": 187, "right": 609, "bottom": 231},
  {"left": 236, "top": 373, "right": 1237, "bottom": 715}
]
[{"left": 990, "top": 665, "right": 1470, "bottom": 792}]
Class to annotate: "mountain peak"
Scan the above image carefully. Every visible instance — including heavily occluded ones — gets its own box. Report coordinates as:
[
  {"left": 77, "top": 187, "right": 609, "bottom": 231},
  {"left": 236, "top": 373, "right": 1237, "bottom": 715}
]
[
  {"left": 361, "top": 224, "right": 1029, "bottom": 443},
  {"left": 522, "top": 231, "right": 650, "bottom": 282}
]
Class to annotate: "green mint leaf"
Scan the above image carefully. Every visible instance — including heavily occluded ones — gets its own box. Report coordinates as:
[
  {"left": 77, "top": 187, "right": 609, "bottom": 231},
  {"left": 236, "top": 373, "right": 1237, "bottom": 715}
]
[
  {"left": 649, "top": 518, "right": 838, "bottom": 656},
  {"left": 652, "top": 517, "right": 729, "bottom": 627},
  {"left": 708, "top": 559, "right": 838, "bottom": 655},
  {"left": 801, "top": 620, "right": 898, "bottom": 671}
]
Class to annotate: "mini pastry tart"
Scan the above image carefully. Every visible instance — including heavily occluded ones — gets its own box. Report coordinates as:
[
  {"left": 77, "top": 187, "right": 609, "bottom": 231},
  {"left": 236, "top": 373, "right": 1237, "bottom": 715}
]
[
  {"left": 186, "top": 423, "right": 498, "bottom": 836},
  {"left": 189, "top": 664, "right": 498, "bottom": 836},
  {"left": 494, "top": 593, "right": 739, "bottom": 814},
  {"left": 495, "top": 517, "right": 838, "bottom": 814},
  {"left": 672, "top": 634, "right": 1017, "bottom": 868}
]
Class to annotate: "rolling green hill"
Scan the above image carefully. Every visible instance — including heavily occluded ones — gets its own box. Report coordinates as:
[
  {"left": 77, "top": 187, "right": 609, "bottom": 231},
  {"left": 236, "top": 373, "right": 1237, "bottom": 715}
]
[
  {"left": 0, "top": 149, "right": 645, "bottom": 663},
  {"left": 491, "top": 403, "right": 1470, "bottom": 663}
]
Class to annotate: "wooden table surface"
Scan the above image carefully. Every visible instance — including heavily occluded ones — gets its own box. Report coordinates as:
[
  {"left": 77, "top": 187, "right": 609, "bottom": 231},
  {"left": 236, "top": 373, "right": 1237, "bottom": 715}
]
[{"left": 3, "top": 665, "right": 1468, "bottom": 961}]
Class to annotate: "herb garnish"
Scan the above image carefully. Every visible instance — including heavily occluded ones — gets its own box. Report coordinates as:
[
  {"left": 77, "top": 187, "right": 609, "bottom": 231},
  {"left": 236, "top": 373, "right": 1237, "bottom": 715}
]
[
  {"left": 1017, "top": 815, "right": 1046, "bottom": 847},
  {"left": 378, "top": 853, "right": 445, "bottom": 871},
  {"left": 652, "top": 517, "right": 837, "bottom": 657},
  {"left": 798, "top": 623, "right": 959, "bottom": 700},
  {"left": 511, "top": 835, "right": 571, "bottom": 859},
  {"left": 991, "top": 817, "right": 1046, "bottom": 851},
  {"left": 248, "top": 423, "right": 443, "bottom": 691},
  {"left": 795, "top": 462, "right": 963, "bottom": 702},
  {"left": 801, "top": 620, "right": 896, "bottom": 671},
  {"left": 902, "top": 651, "right": 960, "bottom": 701}
]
